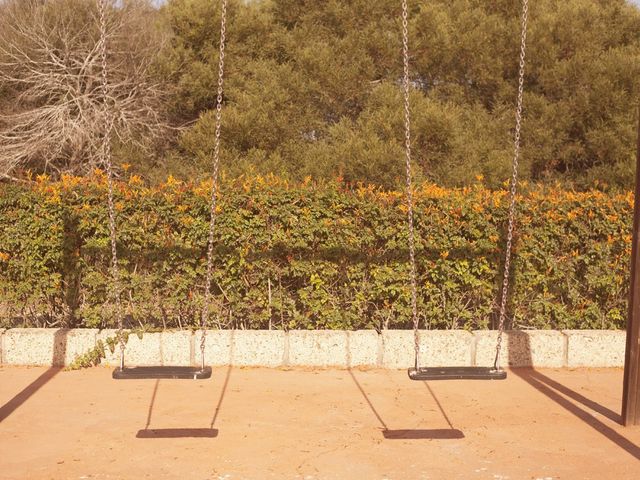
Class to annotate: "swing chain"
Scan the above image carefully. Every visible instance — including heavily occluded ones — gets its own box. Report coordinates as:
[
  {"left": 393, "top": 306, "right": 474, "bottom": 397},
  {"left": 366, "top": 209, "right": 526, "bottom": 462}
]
[
  {"left": 97, "top": 0, "right": 124, "bottom": 367},
  {"left": 494, "top": 0, "right": 529, "bottom": 371},
  {"left": 200, "top": 0, "right": 228, "bottom": 368},
  {"left": 401, "top": 0, "right": 420, "bottom": 369}
]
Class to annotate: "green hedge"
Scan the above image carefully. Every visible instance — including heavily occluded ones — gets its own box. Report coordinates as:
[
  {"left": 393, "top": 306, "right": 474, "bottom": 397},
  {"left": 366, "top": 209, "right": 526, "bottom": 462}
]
[{"left": 0, "top": 174, "right": 632, "bottom": 330}]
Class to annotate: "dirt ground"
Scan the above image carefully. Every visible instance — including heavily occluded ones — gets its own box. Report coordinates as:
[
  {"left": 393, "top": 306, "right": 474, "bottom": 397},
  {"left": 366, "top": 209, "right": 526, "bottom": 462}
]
[{"left": 1, "top": 366, "right": 639, "bottom": 480}]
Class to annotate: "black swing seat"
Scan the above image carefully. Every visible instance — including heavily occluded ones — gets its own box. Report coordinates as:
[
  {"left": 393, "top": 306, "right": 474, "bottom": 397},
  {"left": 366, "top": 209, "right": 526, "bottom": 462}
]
[
  {"left": 408, "top": 366, "right": 507, "bottom": 381},
  {"left": 112, "top": 366, "right": 212, "bottom": 380}
]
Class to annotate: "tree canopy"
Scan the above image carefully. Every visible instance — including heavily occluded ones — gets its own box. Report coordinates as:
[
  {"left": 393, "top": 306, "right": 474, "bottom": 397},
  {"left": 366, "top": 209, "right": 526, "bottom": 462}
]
[
  {"left": 2, "top": 0, "right": 640, "bottom": 188},
  {"left": 159, "top": 0, "right": 640, "bottom": 188}
]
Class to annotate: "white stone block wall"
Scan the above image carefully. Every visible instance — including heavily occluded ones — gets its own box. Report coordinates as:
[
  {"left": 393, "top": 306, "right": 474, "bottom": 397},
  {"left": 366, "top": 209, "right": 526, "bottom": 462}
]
[
  {"left": 421, "top": 330, "right": 474, "bottom": 367},
  {"left": 348, "top": 330, "right": 379, "bottom": 367},
  {"left": 64, "top": 329, "right": 99, "bottom": 365},
  {"left": 162, "top": 330, "right": 192, "bottom": 366},
  {"left": 97, "top": 329, "right": 162, "bottom": 366},
  {"left": 288, "top": 330, "right": 348, "bottom": 367},
  {"left": 564, "top": 330, "right": 627, "bottom": 367},
  {"left": 3, "top": 328, "right": 72, "bottom": 366},
  {"left": 474, "top": 330, "right": 566, "bottom": 368},
  {"left": 233, "top": 330, "right": 286, "bottom": 367},
  {"left": 0, "top": 328, "right": 630, "bottom": 368},
  {"left": 197, "top": 329, "right": 232, "bottom": 366},
  {"left": 381, "top": 330, "right": 414, "bottom": 368}
]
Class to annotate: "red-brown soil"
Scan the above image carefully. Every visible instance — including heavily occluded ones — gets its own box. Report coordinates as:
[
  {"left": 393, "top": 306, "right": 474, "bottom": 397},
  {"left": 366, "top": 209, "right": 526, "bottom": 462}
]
[{"left": 1, "top": 366, "right": 639, "bottom": 479}]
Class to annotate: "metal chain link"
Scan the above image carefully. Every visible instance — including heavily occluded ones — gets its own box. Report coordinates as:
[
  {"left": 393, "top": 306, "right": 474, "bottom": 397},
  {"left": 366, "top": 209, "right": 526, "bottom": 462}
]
[
  {"left": 494, "top": 0, "right": 529, "bottom": 371},
  {"left": 200, "top": 0, "right": 228, "bottom": 369},
  {"left": 97, "top": 0, "right": 125, "bottom": 368},
  {"left": 401, "top": 0, "right": 420, "bottom": 369}
]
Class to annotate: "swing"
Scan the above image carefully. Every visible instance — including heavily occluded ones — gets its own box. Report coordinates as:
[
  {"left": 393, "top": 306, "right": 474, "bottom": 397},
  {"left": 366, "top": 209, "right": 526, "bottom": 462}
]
[
  {"left": 95, "top": 0, "right": 229, "bottom": 380},
  {"left": 98, "top": 0, "right": 528, "bottom": 381},
  {"left": 112, "top": 366, "right": 212, "bottom": 380},
  {"left": 401, "top": 0, "right": 529, "bottom": 381}
]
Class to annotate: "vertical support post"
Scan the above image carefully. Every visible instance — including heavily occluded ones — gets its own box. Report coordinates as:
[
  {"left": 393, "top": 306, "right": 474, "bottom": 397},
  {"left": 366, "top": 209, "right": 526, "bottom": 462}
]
[{"left": 623, "top": 104, "right": 640, "bottom": 426}]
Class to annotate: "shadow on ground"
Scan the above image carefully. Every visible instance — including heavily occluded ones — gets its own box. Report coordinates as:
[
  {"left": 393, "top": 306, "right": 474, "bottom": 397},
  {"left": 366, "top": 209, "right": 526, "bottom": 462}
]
[
  {"left": 348, "top": 369, "right": 464, "bottom": 440},
  {"left": 508, "top": 333, "right": 640, "bottom": 460},
  {"left": 0, "top": 329, "right": 69, "bottom": 423},
  {"left": 135, "top": 364, "right": 232, "bottom": 439}
]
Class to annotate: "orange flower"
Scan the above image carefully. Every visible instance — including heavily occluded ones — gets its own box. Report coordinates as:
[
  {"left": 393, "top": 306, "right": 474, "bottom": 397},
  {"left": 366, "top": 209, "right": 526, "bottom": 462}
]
[
  {"left": 128, "top": 175, "right": 143, "bottom": 186},
  {"left": 165, "top": 175, "right": 181, "bottom": 188}
]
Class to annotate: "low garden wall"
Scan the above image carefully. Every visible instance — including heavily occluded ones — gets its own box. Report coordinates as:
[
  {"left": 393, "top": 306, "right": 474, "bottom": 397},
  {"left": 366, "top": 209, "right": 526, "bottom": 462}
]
[
  {"left": 0, "top": 328, "right": 627, "bottom": 368},
  {"left": 0, "top": 178, "right": 632, "bottom": 369}
]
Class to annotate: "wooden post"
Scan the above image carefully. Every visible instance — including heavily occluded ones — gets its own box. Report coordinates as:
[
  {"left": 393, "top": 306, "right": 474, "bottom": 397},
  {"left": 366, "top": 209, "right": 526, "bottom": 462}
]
[{"left": 623, "top": 105, "right": 640, "bottom": 426}]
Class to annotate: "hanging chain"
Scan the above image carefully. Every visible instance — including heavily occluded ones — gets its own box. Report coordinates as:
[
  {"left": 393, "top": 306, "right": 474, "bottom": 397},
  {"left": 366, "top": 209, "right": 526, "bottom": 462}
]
[
  {"left": 494, "top": 0, "right": 529, "bottom": 371},
  {"left": 97, "top": 0, "right": 124, "bottom": 367},
  {"left": 401, "top": 0, "right": 419, "bottom": 369},
  {"left": 200, "top": 0, "right": 228, "bottom": 369}
]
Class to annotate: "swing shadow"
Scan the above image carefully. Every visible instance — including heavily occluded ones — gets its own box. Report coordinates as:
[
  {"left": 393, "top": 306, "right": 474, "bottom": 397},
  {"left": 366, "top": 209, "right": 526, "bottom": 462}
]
[
  {"left": 0, "top": 329, "right": 69, "bottom": 423},
  {"left": 508, "top": 334, "right": 640, "bottom": 460},
  {"left": 348, "top": 369, "right": 464, "bottom": 440},
  {"left": 135, "top": 365, "right": 232, "bottom": 439},
  {"left": 136, "top": 427, "right": 218, "bottom": 438}
]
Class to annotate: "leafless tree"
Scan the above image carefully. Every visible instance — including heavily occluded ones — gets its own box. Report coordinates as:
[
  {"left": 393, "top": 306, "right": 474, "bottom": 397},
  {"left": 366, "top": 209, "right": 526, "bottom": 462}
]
[{"left": 0, "top": 0, "right": 170, "bottom": 179}]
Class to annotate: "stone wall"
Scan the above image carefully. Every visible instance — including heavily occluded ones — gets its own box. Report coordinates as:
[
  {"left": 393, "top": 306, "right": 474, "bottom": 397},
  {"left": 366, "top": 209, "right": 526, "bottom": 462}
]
[{"left": 0, "top": 329, "right": 627, "bottom": 368}]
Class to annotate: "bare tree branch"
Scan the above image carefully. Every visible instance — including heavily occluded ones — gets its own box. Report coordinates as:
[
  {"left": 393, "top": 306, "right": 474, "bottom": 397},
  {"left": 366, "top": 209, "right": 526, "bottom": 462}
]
[{"left": 0, "top": 0, "right": 170, "bottom": 177}]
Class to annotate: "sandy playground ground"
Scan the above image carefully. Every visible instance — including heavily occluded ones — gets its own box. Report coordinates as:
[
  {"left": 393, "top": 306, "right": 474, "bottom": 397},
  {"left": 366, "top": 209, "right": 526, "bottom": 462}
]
[{"left": 1, "top": 365, "right": 639, "bottom": 479}]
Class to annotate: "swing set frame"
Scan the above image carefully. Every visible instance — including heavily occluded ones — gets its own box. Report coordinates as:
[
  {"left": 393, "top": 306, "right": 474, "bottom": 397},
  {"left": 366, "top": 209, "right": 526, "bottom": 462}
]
[
  {"left": 623, "top": 107, "right": 640, "bottom": 427},
  {"left": 92, "top": 0, "right": 640, "bottom": 425}
]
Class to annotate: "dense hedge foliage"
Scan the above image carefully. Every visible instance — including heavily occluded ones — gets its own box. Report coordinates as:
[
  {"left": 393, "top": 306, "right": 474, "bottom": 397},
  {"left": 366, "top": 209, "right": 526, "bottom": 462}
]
[{"left": 0, "top": 174, "right": 632, "bottom": 330}]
